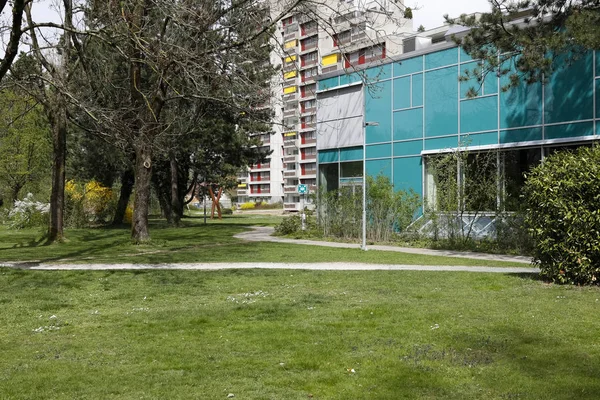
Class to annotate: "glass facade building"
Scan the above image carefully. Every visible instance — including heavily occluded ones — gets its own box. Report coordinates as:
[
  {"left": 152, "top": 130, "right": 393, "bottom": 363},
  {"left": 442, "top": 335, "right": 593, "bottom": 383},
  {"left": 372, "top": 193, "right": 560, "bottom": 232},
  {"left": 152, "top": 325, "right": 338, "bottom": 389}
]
[{"left": 316, "top": 42, "right": 600, "bottom": 219}]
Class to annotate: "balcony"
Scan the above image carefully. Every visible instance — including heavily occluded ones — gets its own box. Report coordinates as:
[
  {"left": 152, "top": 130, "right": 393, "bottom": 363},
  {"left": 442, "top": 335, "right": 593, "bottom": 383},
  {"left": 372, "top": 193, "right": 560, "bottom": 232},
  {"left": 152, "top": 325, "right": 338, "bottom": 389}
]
[
  {"left": 283, "top": 138, "right": 299, "bottom": 149},
  {"left": 300, "top": 138, "right": 317, "bottom": 146},
  {"left": 283, "top": 22, "right": 298, "bottom": 35},
  {"left": 322, "top": 62, "right": 342, "bottom": 74},
  {"left": 284, "top": 30, "right": 299, "bottom": 42},
  {"left": 237, "top": 189, "right": 248, "bottom": 196},
  {"left": 284, "top": 202, "right": 300, "bottom": 211},
  {"left": 284, "top": 170, "right": 298, "bottom": 178},
  {"left": 283, "top": 109, "right": 298, "bottom": 119},
  {"left": 300, "top": 122, "right": 316, "bottom": 131},
  {"left": 301, "top": 169, "right": 317, "bottom": 177},
  {"left": 299, "top": 43, "right": 318, "bottom": 55},
  {"left": 282, "top": 92, "right": 298, "bottom": 102},
  {"left": 300, "top": 58, "right": 318, "bottom": 69},
  {"left": 300, "top": 154, "right": 317, "bottom": 162},
  {"left": 284, "top": 155, "right": 297, "bottom": 163},
  {"left": 284, "top": 185, "right": 297, "bottom": 193},
  {"left": 309, "top": 185, "right": 317, "bottom": 192},
  {"left": 300, "top": 106, "right": 316, "bottom": 116},
  {"left": 250, "top": 163, "right": 270, "bottom": 171},
  {"left": 250, "top": 189, "right": 271, "bottom": 195},
  {"left": 300, "top": 26, "right": 318, "bottom": 39}
]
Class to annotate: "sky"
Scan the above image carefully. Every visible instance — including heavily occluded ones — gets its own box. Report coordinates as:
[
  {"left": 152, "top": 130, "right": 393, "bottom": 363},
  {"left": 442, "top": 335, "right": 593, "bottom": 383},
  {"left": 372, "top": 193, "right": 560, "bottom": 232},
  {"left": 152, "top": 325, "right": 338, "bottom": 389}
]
[{"left": 411, "top": 0, "right": 492, "bottom": 30}]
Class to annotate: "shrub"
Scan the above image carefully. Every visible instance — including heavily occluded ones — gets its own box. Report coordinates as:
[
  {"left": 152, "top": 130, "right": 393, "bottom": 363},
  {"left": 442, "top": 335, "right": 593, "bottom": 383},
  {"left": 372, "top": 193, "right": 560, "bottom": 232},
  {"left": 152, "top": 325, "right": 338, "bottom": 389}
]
[
  {"left": 275, "top": 215, "right": 302, "bottom": 235},
  {"left": 65, "top": 180, "right": 116, "bottom": 227},
  {"left": 6, "top": 193, "right": 49, "bottom": 229},
  {"left": 524, "top": 146, "right": 600, "bottom": 285},
  {"left": 240, "top": 202, "right": 255, "bottom": 210},
  {"left": 315, "top": 175, "right": 420, "bottom": 242}
]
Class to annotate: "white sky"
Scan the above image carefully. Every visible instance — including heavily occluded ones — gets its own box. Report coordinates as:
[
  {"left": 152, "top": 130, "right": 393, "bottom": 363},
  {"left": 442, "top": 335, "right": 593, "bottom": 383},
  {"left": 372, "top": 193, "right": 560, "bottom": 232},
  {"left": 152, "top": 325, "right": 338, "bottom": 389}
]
[
  {"left": 2, "top": 0, "right": 493, "bottom": 57},
  {"left": 411, "top": 0, "right": 492, "bottom": 30}
]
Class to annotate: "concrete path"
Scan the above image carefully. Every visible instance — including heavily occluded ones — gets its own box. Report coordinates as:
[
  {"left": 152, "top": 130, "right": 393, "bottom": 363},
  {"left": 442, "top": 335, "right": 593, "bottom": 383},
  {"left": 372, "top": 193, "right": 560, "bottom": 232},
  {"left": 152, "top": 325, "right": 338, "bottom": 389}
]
[
  {"left": 1, "top": 261, "right": 538, "bottom": 274},
  {"left": 234, "top": 226, "right": 532, "bottom": 264}
]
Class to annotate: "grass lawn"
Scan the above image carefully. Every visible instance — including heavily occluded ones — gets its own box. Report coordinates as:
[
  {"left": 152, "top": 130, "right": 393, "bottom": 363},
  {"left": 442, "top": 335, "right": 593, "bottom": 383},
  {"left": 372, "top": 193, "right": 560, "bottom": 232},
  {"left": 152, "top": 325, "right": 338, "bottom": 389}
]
[
  {"left": 0, "top": 216, "right": 525, "bottom": 267},
  {"left": 0, "top": 268, "right": 598, "bottom": 399}
]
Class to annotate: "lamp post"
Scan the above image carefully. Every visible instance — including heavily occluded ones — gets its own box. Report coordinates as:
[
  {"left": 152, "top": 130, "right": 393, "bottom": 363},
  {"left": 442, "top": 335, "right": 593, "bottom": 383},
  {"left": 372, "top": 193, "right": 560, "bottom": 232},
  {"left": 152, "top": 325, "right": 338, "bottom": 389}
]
[{"left": 362, "top": 121, "right": 379, "bottom": 251}]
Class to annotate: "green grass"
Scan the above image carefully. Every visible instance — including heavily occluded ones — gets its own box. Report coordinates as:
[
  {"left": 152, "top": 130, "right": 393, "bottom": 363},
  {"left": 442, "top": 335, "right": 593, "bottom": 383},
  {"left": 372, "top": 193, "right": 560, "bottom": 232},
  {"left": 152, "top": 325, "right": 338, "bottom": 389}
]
[
  {"left": 0, "top": 216, "right": 523, "bottom": 267},
  {"left": 0, "top": 268, "right": 598, "bottom": 399}
]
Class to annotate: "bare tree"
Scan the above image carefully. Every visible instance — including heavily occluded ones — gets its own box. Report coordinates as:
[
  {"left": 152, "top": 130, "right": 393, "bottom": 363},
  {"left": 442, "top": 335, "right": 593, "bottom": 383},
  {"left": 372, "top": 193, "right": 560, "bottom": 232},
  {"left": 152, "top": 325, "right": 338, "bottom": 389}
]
[{"left": 0, "top": 0, "right": 27, "bottom": 83}]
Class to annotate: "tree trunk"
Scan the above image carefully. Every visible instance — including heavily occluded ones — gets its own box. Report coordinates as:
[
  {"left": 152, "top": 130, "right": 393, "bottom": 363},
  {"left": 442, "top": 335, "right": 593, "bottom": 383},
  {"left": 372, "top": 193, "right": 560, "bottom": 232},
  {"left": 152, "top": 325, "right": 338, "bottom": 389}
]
[
  {"left": 47, "top": 103, "right": 67, "bottom": 243},
  {"left": 11, "top": 183, "right": 23, "bottom": 203},
  {"left": 169, "top": 151, "right": 181, "bottom": 225},
  {"left": 131, "top": 142, "right": 152, "bottom": 243},
  {"left": 112, "top": 169, "right": 134, "bottom": 225}
]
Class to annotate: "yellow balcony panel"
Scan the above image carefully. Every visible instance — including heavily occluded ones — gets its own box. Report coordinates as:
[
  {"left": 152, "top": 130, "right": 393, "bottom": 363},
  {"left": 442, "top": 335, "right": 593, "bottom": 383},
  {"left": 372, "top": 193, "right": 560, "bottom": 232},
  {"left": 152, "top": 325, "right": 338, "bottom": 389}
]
[
  {"left": 284, "top": 40, "right": 297, "bottom": 49},
  {"left": 284, "top": 55, "right": 297, "bottom": 63},
  {"left": 284, "top": 70, "right": 297, "bottom": 79},
  {"left": 237, "top": 183, "right": 247, "bottom": 188},
  {"left": 321, "top": 54, "right": 339, "bottom": 66},
  {"left": 283, "top": 86, "right": 297, "bottom": 94},
  {"left": 284, "top": 131, "right": 297, "bottom": 137}
]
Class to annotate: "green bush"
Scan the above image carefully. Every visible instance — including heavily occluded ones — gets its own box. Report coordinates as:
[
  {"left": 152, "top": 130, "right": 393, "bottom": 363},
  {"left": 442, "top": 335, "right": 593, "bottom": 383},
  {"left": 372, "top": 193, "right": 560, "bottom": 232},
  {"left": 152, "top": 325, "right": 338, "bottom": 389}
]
[
  {"left": 274, "top": 215, "right": 302, "bottom": 235},
  {"left": 524, "top": 146, "right": 600, "bottom": 285}
]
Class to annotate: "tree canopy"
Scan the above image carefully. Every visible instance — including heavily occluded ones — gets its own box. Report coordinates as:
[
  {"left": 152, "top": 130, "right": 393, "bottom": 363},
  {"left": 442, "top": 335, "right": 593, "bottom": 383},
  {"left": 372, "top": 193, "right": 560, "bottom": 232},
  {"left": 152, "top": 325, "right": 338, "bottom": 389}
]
[{"left": 448, "top": 0, "right": 600, "bottom": 88}]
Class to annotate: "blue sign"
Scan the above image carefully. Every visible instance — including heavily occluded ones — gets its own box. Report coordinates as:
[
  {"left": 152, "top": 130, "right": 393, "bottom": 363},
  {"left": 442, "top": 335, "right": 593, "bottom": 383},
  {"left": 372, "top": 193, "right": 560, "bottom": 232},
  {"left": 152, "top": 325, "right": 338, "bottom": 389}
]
[{"left": 297, "top": 184, "right": 308, "bottom": 194}]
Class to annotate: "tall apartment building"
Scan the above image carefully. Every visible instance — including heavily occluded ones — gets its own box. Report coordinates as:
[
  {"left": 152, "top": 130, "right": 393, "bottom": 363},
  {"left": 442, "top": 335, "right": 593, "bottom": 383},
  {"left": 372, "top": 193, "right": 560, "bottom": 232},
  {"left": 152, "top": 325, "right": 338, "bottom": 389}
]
[{"left": 237, "top": 0, "right": 414, "bottom": 210}]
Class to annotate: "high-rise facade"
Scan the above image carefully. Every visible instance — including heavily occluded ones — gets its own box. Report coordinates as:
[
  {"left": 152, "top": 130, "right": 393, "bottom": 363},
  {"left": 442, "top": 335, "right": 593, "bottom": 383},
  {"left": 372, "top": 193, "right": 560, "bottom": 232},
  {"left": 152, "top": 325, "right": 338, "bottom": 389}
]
[{"left": 237, "top": 0, "right": 414, "bottom": 210}]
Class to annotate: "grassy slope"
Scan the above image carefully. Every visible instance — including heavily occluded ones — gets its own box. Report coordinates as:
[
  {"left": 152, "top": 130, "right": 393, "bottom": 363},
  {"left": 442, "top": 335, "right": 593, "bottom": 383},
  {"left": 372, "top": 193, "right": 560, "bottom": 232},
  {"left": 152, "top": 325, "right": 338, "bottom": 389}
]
[
  {"left": 0, "top": 216, "right": 524, "bottom": 267},
  {"left": 0, "top": 269, "right": 598, "bottom": 399}
]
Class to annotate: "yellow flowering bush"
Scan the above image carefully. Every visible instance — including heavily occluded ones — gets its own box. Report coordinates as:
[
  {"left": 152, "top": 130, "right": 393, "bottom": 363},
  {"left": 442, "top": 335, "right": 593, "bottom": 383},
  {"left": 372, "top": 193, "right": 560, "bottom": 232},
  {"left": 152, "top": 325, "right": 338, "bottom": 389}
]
[
  {"left": 65, "top": 179, "right": 116, "bottom": 226},
  {"left": 240, "top": 202, "right": 255, "bottom": 210}
]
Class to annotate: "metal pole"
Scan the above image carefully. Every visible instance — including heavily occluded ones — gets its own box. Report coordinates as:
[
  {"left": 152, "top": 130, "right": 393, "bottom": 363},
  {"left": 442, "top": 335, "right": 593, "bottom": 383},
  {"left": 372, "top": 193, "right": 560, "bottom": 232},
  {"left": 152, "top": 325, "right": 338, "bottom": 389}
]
[
  {"left": 301, "top": 194, "right": 306, "bottom": 231},
  {"left": 203, "top": 194, "right": 207, "bottom": 225},
  {"left": 362, "top": 124, "right": 367, "bottom": 251},
  {"left": 361, "top": 121, "right": 378, "bottom": 251}
]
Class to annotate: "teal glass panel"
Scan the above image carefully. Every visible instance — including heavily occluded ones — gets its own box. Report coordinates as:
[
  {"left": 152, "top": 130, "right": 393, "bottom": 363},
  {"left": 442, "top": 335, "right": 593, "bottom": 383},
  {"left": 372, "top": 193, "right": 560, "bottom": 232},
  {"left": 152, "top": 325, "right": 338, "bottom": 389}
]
[
  {"left": 366, "top": 64, "right": 391, "bottom": 81},
  {"left": 393, "top": 108, "right": 423, "bottom": 141},
  {"left": 500, "top": 127, "right": 542, "bottom": 144},
  {"left": 365, "top": 81, "right": 392, "bottom": 144},
  {"left": 425, "top": 47, "right": 458, "bottom": 70},
  {"left": 393, "top": 140, "right": 423, "bottom": 156},
  {"left": 460, "top": 61, "right": 481, "bottom": 98},
  {"left": 393, "top": 156, "right": 423, "bottom": 195},
  {"left": 318, "top": 76, "right": 340, "bottom": 91},
  {"left": 393, "top": 76, "right": 411, "bottom": 109},
  {"left": 339, "top": 73, "right": 361, "bottom": 86},
  {"left": 412, "top": 73, "right": 423, "bottom": 106},
  {"left": 425, "top": 66, "right": 458, "bottom": 137},
  {"left": 318, "top": 149, "right": 339, "bottom": 163},
  {"left": 596, "top": 79, "right": 600, "bottom": 121},
  {"left": 339, "top": 146, "right": 362, "bottom": 161},
  {"left": 544, "top": 52, "right": 593, "bottom": 124},
  {"left": 460, "top": 47, "right": 473, "bottom": 63},
  {"left": 461, "top": 131, "right": 498, "bottom": 147},
  {"left": 484, "top": 72, "right": 498, "bottom": 95},
  {"left": 460, "top": 96, "right": 498, "bottom": 133},
  {"left": 394, "top": 55, "right": 423, "bottom": 76},
  {"left": 545, "top": 122, "right": 594, "bottom": 140},
  {"left": 499, "top": 71, "right": 542, "bottom": 129},
  {"left": 596, "top": 50, "right": 600, "bottom": 77},
  {"left": 366, "top": 159, "right": 392, "bottom": 180},
  {"left": 366, "top": 143, "right": 392, "bottom": 159},
  {"left": 424, "top": 136, "right": 458, "bottom": 150}
]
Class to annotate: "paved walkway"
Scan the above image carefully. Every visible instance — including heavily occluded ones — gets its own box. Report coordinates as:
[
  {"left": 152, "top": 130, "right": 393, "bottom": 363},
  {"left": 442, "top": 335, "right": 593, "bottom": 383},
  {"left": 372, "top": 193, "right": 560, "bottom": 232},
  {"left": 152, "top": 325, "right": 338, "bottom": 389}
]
[
  {"left": 1, "top": 261, "right": 538, "bottom": 273},
  {"left": 234, "top": 226, "right": 532, "bottom": 264},
  {"left": 0, "top": 226, "right": 538, "bottom": 274}
]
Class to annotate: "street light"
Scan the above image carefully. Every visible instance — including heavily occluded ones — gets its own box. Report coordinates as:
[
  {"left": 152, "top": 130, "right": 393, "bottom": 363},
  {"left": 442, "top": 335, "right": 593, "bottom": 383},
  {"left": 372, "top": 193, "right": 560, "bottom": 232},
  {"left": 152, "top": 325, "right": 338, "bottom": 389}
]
[{"left": 362, "top": 121, "right": 379, "bottom": 251}]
